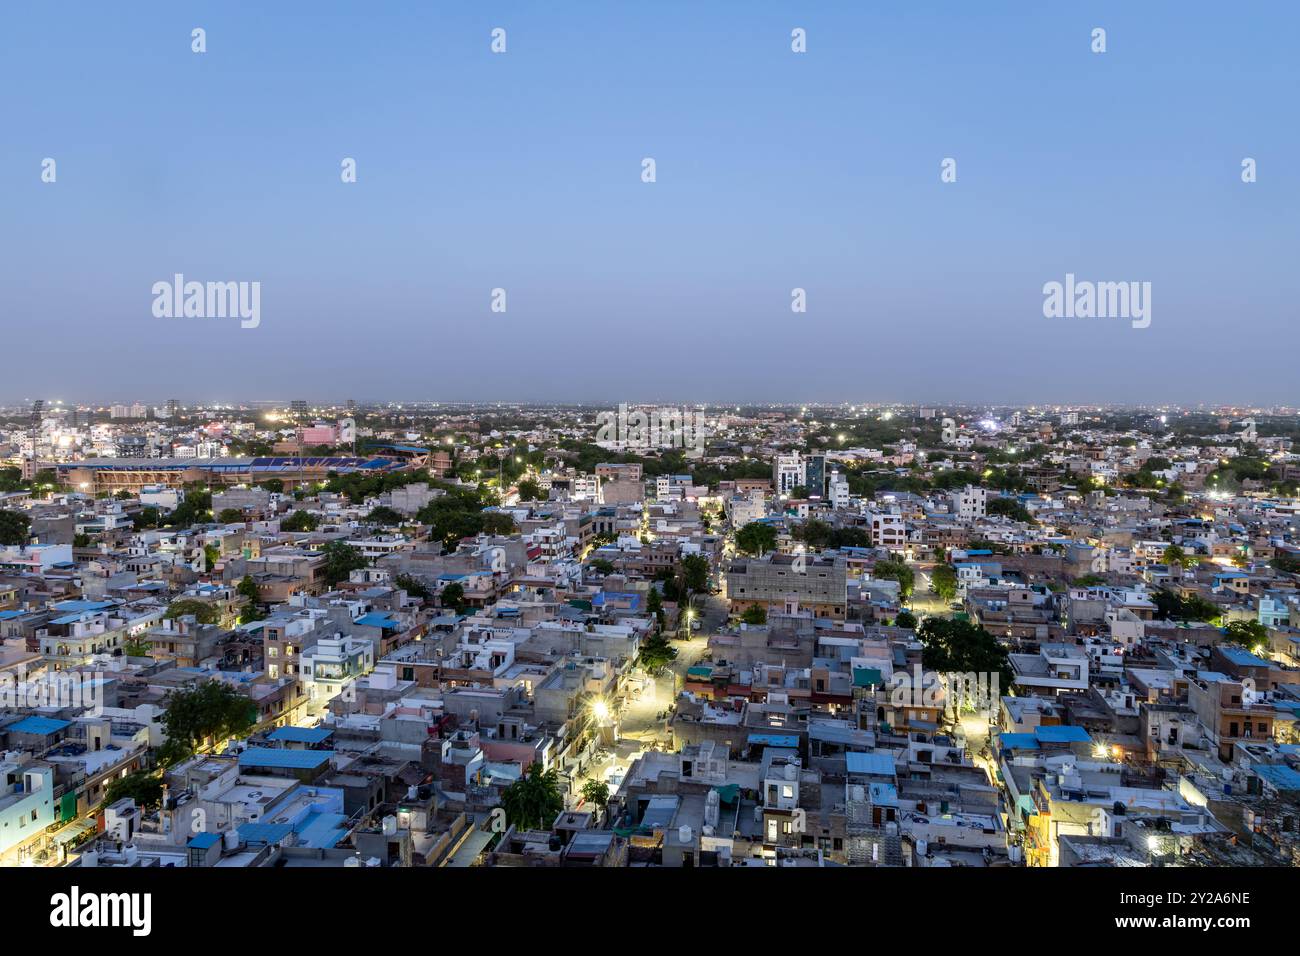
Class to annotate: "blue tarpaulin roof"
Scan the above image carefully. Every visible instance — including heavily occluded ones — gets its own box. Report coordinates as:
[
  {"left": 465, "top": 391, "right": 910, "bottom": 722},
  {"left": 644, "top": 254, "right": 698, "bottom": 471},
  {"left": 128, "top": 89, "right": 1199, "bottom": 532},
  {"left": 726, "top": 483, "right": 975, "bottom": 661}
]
[
  {"left": 267, "top": 726, "right": 334, "bottom": 744},
  {"left": 355, "top": 612, "right": 399, "bottom": 629},
  {"left": 238, "top": 747, "right": 333, "bottom": 770},
  {"left": 845, "top": 751, "right": 897, "bottom": 776},
  {"left": 7, "top": 715, "right": 71, "bottom": 736}
]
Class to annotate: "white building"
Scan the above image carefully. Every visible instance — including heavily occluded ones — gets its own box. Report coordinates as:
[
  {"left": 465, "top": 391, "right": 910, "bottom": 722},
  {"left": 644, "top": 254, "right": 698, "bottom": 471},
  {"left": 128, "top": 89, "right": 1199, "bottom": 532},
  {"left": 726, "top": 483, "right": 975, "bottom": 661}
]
[
  {"left": 828, "top": 471, "right": 851, "bottom": 510},
  {"left": 950, "top": 485, "right": 987, "bottom": 521}
]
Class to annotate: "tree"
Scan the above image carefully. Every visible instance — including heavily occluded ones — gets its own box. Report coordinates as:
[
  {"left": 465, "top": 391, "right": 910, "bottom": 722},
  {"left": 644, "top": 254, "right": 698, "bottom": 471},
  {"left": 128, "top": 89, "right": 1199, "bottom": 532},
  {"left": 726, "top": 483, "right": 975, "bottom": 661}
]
[
  {"left": 735, "top": 521, "right": 777, "bottom": 557},
  {"left": 236, "top": 575, "right": 265, "bottom": 623},
  {"left": 1153, "top": 588, "right": 1220, "bottom": 623},
  {"left": 281, "top": 510, "right": 319, "bottom": 532},
  {"left": 164, "top": 599, "right": 219, "bottom": 625},
  {"left": 134, "top": 506, "right": 161, "bottom": 530},
  {"left": 741, "top": 605, "right": 768, "bottom": 626},
  {"left": 680, "top": 554, "right": 711, "bottom": 594},
  {"left": 499, "top": 762, "right": 564, "bottom": 831},
  {"left": 916, "top": 617, "right": 1013, "bottom": 689},
  {"left": 517, "top": 478, "right": 543, "bottom": 501},
  {"left": 0, "top": 510, "right": 31, "bottom": 546},
  {"left": 589, "top": 558, "right": 615, "bottom": 575},
  {"left": 217, "top": 508, "right": 244, "bottom": 523},
  {"left": 930, "top": 564, "right": 958, "bottom": 603},
  {"left": 1273, "top": 554, "right": 1300, "bottom": 575},
  {"left": 366, "top": 505, "right": 403, "bottom": 526},
  {"left": 122, "top": 636, "right": 153, "bottom": 657},
  {"left": 160, "top": 680, "right": 257, "bottom": 759},
  {"left": 1162, "top": 544, "right": 1196, "bottom": 570},
  {"left": 873, "top": 559, "right": 914, "bottom": 600},
  {"left": 987, "top": 498, "right": 1036, "bottom": 524},
  {"left": 1222, "top": 619, "right": 1268, "bottom": 651},
  {"left": 395, "top": 573, "right": 432, "bottom": 601},
  {"left": 638, "top": 632, "right": 678, "bottom": 674},
  {"left": 320, "top": 540, "right": 366, "bottom": 587},
  {"left": 580, "top": 778, "right": 610, "bottom": 809},
  {"left": 103, "top": 771, "right": 164, "bottom": 812},
  {"left": 894, "top": 609, "right": 918, "bottom": 630},
  {"left": 481, "top": 512, "right": 517, "bottom": 535},
  {"left": 440, "top": 581, "right": 465, "bottom": 612}
]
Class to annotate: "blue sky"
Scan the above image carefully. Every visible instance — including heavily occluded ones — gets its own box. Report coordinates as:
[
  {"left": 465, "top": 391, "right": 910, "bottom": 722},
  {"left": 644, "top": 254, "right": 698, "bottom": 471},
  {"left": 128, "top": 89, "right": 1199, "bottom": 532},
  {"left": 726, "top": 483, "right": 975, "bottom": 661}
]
[{"left": 1, "top": 1, "right": 1295, "bottom": 405}]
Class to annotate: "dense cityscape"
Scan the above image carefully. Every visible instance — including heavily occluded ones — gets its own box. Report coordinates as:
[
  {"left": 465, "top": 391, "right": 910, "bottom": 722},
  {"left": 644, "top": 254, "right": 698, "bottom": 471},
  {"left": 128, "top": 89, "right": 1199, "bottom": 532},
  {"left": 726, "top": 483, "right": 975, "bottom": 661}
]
[{"left": 2, "top": 399, "right": 1299, "bottom": 874}]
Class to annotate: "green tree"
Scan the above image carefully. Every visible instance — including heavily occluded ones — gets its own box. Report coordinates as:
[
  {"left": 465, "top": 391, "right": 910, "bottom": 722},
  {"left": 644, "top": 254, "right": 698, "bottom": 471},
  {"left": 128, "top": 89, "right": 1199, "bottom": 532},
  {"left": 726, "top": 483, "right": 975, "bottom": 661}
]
[
  {"left": 281, "top": 510, "right": 319, "bottom": 532},
  {"left": 735, "top": 521, "right": 777, "bottom": 557},
  {"left": 1222, "top": 619, "right": 1268, "bottom": 651},
  {"left": 236, "top": 575, "right": 266, "bottom": 623},
  {"left": 873, "top": 559, "right": 915, "bottom": 600},
  {"left": 638, "top": 632, "right": 678, "bottom": 674},
  {"left": 0, "top": 510, "right": 32, "bottom": 546},
  {"left": 916, "top": 617, "right": 1013, "bottom": 689},
  {"left": 589, "top": 558, "right": 615, "bottom": 575},
  {"left": 1153, "top": 589, "right": 1219, "bottom": 623},
  {"left": 103, "top": 771, "right": 164, "bottom": 811},
  {"left": 580, "top": 778, "right": 610, "bottom": 809},
  {"left": 217, "top": 508, "right": 245, "bottom": 523},
  {"left": 987, "top": 497, "right": 1036, "bottom": 524},
  {"left": 440, "top": 581, "right": 466, "bottom": 612},
  {"left": 395, "top": 573, "right": 432, "bottom": 601},
  {"left": 320, "top": 540, "right": 367, "bottom": 587},
  {"left": 499, "top": 762, "right": 565, "bottom": 831},
  {"left": 160, "top": 680, "right": 258, "bottom": 759},
  {"left": 481, "top": 511, "right": 517, "bottom": 535},
  {"left": 930, "top": 564, "right": 958, "bottom": 603},
  {"left": 517, "top": 478, "right": 543, "bottom": 501},
  {"left": 366, "top": 505, "right": 403, "bottom": 526},
  {"left": 894, "top": 609, "right": 918, "bottom": 629},
  {"left": 164, "top": 599, "right": 219, "bottom": 625},
  {"left": 680, "top": 554, "right": 711, "bottom": 593},
  {"left": 741, "top": 605, "right": 768, "bottom": 626},
  {"left": 122, "top": 636, "right": 153, "bottom": 657}
]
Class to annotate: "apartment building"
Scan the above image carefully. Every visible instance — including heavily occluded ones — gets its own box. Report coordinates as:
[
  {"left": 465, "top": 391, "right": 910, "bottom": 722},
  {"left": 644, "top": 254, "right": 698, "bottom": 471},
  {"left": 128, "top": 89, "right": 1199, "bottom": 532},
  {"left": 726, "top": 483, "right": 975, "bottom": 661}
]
[{"left": 727, "top": 553, "right": 848, "bottom": 620}]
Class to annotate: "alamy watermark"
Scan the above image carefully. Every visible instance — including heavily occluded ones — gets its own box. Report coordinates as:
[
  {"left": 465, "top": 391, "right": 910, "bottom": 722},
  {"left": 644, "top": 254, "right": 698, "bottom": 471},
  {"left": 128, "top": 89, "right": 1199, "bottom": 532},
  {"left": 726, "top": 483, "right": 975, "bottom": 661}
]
[
  {"left": 1042, "top": 273, "right": 1150, "bottom": 329},
  {"left": 889, "top": 665, "right": 1000, "bottom": 713},
  {"left": 595, "top": 404, "right": 707, "bottom": 459},
  {"left": 0, "top": 667, "right": 104, "bottom": 716},
  {"left": 152, "top": 274, "right": 261, "bottom": 329}
]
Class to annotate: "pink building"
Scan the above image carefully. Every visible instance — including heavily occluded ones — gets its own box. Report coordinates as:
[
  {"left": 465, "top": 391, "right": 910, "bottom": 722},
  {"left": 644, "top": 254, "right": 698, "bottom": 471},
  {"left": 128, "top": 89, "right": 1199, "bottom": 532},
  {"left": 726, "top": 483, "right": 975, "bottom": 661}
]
[{"left": 299, "top": 424, "right": 338, "bottom": 445}]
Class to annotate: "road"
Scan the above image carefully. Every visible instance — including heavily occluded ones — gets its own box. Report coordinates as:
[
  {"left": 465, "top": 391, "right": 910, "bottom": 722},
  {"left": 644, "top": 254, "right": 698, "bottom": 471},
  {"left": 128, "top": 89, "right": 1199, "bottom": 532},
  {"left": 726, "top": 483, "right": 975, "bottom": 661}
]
[{"left": 573, "top": 593, "right": 724, "bottom": 802}]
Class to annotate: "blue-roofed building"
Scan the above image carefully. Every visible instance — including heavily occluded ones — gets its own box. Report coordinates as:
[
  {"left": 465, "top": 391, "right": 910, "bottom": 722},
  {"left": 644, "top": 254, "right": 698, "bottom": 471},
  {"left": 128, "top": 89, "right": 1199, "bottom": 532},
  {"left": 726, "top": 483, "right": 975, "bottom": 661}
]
[
  {"left": 845, "top": 751, "right": 897, "bottom": 778},
  {"left": 997, "top": 724, "right": 1092, "bottom": 759},
  {"left": 267, "top": 726, "right": 335, "bottom": 749},
  {"left": 5, "top": 715, "right": 72, "bottom": 749},
  {"left": 748, "top": 733, "right": 800, "bottom": 752},
  {"left": 354, "top": 612, "right": 399, "bottom": 631},
  {"left": 238, "top": 746, "right": 333, "bottom": 781},
  {"left": 1254, "top": 764, "right": 1300, "bottom": 794}
]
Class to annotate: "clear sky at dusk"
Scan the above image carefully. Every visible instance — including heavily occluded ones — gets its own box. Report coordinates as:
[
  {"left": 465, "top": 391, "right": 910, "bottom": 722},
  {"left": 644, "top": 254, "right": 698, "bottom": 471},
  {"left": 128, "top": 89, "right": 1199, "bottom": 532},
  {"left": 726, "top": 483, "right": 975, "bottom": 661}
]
[{"left": 1, "top": 1, "right": 1296, "bottom": 405}]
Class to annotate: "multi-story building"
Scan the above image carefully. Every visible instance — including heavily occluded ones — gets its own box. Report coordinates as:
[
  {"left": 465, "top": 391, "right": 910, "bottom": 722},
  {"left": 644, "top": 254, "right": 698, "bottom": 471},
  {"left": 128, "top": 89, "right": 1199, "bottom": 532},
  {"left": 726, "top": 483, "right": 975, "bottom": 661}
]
[{"left": 726, "top": 553, "right": 848, "bottom": 620}]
